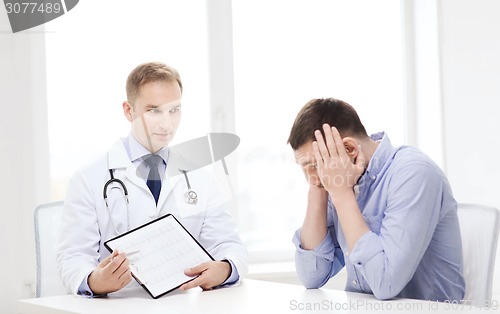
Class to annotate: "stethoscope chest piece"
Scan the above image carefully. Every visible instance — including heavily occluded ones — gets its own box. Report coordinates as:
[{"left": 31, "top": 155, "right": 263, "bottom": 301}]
[
  {"left": 184, "top": 190, "right": 198, "bottom": 205},
  {"left": 181, "top": 169, "right": 198, "bottom": 205}
]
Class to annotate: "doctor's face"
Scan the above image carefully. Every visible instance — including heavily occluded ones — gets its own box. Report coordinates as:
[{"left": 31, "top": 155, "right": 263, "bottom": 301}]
[{"left": 123, "top": 80, "right": 182, "bottom": 153}]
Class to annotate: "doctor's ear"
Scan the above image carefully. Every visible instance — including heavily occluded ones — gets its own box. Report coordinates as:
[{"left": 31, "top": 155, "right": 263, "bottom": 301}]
[{"left": 123, "top": 101, "right": 134, "bottom": 122}]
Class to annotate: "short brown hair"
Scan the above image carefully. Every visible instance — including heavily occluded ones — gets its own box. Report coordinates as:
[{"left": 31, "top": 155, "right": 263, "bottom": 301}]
[
  {"left": 126, "top": 62, "right": 183, "bottom": 105},
  {"left": 287, "top": 98, "right": 368, "bottom": 150}
]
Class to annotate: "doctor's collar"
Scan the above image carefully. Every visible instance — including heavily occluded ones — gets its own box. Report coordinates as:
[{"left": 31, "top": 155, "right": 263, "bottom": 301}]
[{"left": 124, "top": 133, "right": 170, "bottom": 164}]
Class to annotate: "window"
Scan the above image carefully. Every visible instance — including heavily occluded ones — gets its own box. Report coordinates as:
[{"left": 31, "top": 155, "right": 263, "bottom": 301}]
[
  {"left": 232, "top": 0, "right": 404, "bottom": 261},
  {"left": 45, "top": 0, "right": 210, "bottom": 198}
]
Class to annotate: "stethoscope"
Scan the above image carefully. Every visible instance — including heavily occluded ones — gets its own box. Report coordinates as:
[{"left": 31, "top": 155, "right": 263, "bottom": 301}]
[
  {"left": 103, "top": 169, "right": 130, "bottom": 234},
  {"left": 102, "top": 166, "right": 198, "bottom": 234},
  {"left": 103, "top": 169, "right": 198, "bottom": 208}
]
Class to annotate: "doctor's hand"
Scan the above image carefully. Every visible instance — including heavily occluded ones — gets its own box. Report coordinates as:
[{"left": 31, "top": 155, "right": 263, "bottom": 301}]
[
  {"left": 88, "top": 250, "right": 133, "bottom": 295},
  {"left": 179, "top": 261, "right": 231, "bottom": 291}
]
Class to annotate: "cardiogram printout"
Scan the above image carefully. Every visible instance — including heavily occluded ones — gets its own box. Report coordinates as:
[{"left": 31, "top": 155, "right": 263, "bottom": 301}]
[{"left": 104, "top": 214, "right": 214, "bottom": 298}]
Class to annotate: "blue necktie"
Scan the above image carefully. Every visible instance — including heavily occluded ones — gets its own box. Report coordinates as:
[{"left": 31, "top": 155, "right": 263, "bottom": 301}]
[{"left": 145, "top": 154, "right": 162, "bottom": 205}]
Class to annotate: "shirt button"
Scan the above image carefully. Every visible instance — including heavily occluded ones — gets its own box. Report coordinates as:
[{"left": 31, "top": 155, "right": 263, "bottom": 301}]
[{"left": 353, "top": 280, "right": 357, "bottom": 285}]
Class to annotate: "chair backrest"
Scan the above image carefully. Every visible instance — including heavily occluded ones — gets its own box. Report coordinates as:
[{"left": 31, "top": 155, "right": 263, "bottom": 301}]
[
  {"left": 34, "top": 201, "right": 68, "bottom": 297},
  {"left": 457, "top": 203, "right": 500, "bottom": 307}
]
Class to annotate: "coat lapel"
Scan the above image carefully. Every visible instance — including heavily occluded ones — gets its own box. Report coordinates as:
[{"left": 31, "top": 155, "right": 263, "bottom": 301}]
[{"left": 108, "top": 140, "right": 149, "bottom": 191}]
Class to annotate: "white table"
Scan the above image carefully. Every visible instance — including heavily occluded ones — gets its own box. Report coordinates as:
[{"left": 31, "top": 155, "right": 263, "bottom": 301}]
[{"left": 17, "top": 279, "right": 494, "bottom": 314}]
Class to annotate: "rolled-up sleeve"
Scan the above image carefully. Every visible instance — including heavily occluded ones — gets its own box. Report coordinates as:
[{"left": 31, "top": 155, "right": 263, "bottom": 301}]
[{"left": 292, "top": 226, "right": 345, "bottom": 289}]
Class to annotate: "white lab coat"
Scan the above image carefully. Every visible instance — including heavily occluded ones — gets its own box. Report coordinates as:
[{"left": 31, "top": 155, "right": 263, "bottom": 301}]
[{"left": 56, "top": 140, "right": 248, "bottom": 294}]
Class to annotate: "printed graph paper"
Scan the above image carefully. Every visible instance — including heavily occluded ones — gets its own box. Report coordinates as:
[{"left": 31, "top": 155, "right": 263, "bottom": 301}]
[{"left": 105, "top": 214, "right": 214, "bottom": 298}]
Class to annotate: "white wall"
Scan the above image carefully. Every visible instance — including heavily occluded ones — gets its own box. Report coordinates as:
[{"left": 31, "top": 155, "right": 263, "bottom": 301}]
[
  {"left": 0, "top": 9, "right": 50, "bottom": 313},
  {"left": 438, "top": 0, "right": 500, "bottom": 297}
]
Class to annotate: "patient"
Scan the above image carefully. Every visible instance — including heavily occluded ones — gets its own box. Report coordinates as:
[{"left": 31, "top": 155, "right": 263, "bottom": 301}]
[{"left": 288, "top": 97, "right": 465, "bottom": 301}]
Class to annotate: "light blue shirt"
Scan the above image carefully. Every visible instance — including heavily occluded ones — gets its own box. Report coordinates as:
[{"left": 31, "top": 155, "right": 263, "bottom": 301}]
[
  {"left": 293, "top": 132, "right": 465, "bottom": 301},
  {"left": 78, "top": 134, "right": 239, "bottom": 296},
  {"left": 122, "top": 133, "right": 168, "bottom": 178}
]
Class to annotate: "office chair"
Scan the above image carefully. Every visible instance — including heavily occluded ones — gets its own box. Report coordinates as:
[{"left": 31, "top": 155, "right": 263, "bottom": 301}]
[
  {"left": 457, "top": 203, "right": 500, "bottom": 307},
  {"left": 34, "top": 201, "right": 68, "bottom": 297}
]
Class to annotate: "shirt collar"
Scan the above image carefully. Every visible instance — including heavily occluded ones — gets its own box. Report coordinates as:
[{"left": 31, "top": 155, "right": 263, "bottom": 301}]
[
  {"left": 125, "top": 133, "right": 169, "bottom": 164},
  {"left": 364, "top": 132, "right": 393, "bottom": 180}
]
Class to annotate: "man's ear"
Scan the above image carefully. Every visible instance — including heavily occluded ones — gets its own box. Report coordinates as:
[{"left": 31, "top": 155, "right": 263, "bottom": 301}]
[
  {"left": 343, "top": 137, "right": 359, "bottom": 160},
  {"left": 123, "top": 101, "right": 133, "bottom": 122}
]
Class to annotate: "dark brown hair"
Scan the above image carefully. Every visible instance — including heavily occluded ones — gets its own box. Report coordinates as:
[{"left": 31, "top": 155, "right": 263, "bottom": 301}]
[
  {"left": 287, "top": 98, "right": 368, "bottom": 150},
  {"left": 126, "top": 62, "right": 183, "bottom": 106}
]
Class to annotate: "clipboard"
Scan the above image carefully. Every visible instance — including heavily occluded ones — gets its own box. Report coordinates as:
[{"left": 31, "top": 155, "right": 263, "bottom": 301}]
[{"left": 104, "top": 214, "right": 214, "bottom": 299}]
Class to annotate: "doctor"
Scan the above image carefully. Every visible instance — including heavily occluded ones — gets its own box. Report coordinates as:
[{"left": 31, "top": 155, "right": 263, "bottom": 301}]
[{"left": 56, "top": 62, "right": 247, "bottom": 296}]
